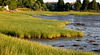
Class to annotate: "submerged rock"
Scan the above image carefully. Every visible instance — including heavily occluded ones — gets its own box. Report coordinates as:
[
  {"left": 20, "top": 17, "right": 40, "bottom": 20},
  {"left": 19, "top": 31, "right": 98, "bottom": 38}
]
[
  {"left": 73, "top": 45, "right": 80, "bottom": 47},
  {"left": 74, "top": 23, "right": 85, "bottom": 26},
  {"left": 93, "top": 44, "right": 99, "bottom": 46},
  {"left": 79, "top": 48, "right": 84, "bottom": 50},
  {"left": 59, "top": 45, "right": 65, "bottom": 47},
  {"left": 76, "top": 40, "right": 81, "bottom": 41},
  {"left": 84, "top": 46, "right": 87, "bottom": 47},
  {"left": 92, "top": 50, "right": 100, "bottom": 52},
  {"left": 96, "top": 36, "right": 99, "bottom": 37},
  {"left": 89, "top": 40, "right": 95, "bottom": 42}
]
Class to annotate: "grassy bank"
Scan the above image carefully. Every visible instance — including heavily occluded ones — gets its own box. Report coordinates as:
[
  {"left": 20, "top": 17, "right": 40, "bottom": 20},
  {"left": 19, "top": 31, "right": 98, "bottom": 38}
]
[
  {"left": 0, "top": 33, "right": 97, "bottom": 55},
  {"left": 16, "top": 11, "right": 100, "bottom": 16},
  {"left": 0, "top": 12, "right": 83, "bottom": 39}
]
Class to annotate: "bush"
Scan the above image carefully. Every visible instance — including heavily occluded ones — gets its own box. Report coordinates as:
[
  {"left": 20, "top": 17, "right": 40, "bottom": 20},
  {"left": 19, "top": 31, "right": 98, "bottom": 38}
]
[
  {"left": 33, "top": 3, "right": 40, "bottom": 11},
  {"left": 18, "top": 8, "right": 33, "bottom": 11},
  {"left": 42, "top": 4, "right": 49, "bottom": 11},
  {"left": 0, "top": 8, "right": 6, "bottom": 11}
]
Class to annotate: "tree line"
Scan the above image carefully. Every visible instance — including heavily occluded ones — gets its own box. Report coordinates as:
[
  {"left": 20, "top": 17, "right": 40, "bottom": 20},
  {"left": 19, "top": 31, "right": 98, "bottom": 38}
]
[
  {"left": 0, "top": 0, "right": 35, "bottom": 10},
  {"left": 0, "top": 0, "right": 100, "bottom": 11},
  {"left": 57, "top": 0, "right": 99, "bottom": 11}
]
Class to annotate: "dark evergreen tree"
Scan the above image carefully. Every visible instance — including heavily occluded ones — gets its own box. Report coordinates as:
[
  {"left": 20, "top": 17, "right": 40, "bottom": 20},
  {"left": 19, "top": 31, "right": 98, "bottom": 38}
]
[
  {"left": 37, "top": 0, "right": 44, "bottom": 4},
  {"left": 81, "top": 0, "right": 89, "bottom": 11},
  {"left": 88, "top": 2, "right": 92, "bottom": 10},
  {"left": 74, "top": 2, "right": 82, "bottom": 11},
  {"left": 57, "top": 0, "right": 64, "bottom": 11},
  {"left": 91, "top": 0, "right": 97, "bottom": 10},
  {"left": 65, "top": 3, "right": 71, "bottom": 11}
]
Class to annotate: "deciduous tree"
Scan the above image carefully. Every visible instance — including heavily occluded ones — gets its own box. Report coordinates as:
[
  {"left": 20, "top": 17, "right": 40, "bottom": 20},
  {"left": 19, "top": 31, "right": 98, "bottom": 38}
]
[{"left": 74, "top": 2, "right": 82, "bottom": 11}]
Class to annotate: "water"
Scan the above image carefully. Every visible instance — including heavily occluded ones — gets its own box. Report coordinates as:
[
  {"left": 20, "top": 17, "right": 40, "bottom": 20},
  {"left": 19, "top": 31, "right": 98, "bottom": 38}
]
[{"left": 31, "top": 15, "right": 100, "bottom": 53}]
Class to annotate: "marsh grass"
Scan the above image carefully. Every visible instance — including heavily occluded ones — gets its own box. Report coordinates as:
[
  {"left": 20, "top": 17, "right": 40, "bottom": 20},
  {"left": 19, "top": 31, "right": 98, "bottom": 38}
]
[
  {"left": 0, "top": 12, "right": 83, "bottom": 39},
  {"left": 16, "top": 11, "right": 100, "bottom": 16},
  {"left": 0, "top": 33, "right": 97, "bottom": 55}
]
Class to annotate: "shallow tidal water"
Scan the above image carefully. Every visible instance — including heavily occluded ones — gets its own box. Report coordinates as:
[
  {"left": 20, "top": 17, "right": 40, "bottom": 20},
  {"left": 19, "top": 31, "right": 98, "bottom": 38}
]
[{"left": 30, "top": 15, "right": 100, "bottom": 53}]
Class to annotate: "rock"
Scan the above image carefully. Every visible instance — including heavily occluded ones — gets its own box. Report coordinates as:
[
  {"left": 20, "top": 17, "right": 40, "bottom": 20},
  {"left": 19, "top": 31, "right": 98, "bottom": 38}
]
[
  {"left": 59, "top": 45, "right": 65, "bottom": 47},
  {"left": 84, "top": 46, "right": 87, "bottom": 47},
  {"left": 87, "top": 34, "right": 91, "bottom": 36},
  {"left": 76, "top": 40, "right": 81, "bottom": 41},
  {"left": 89, "top": 40, "right": 95, "bottom": 42},
  {"left": 92, "top": 50, "right": 100, "bottom": 52},
  {"left": 76, "top": 28, "right": 80, "bottom": 30},
  {"left": 96, "top": 36, "right": 99, "bottom": 37},
  {"left": 79, "top": 48, "right": 84, "bottom": 50},
  {"left": 71, "top": 28, "right": 73, "bottom": 29},
  {"left": 74, "top": 23, "right": 85, "bottom": 26},
  {"left": 93, "top": 44, "right": 99, "bottom": 46},
  {"left": 73, "top": 45, "right": 80, "bottom": 47}
]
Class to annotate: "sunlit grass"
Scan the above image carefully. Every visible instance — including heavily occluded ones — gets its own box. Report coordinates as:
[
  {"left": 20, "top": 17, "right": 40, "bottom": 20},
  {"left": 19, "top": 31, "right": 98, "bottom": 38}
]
[
  {"left": 15, "top": 11, "right": 100, "bottom": 16},
  {"left": 0, "top": 33, "right": 97, "bottom": 55},
  {"left": 0, "top": 12, "right": 83, "bottom": 39}
]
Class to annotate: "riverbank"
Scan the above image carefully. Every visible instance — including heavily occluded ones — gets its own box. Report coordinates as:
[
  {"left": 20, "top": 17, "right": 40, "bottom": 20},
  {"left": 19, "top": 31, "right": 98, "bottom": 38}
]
[
  {"left": 17, "top": 11, "right": 100, "bottom": 16},
  {"left": 0, "top": 33, "right": 97, "bottom": 55}
]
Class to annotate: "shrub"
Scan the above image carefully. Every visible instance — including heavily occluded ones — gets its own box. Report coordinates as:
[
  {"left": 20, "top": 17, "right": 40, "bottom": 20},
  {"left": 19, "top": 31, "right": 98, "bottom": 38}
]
[{"left": 0, "top": 8, "right": 6, "bottom": 11}]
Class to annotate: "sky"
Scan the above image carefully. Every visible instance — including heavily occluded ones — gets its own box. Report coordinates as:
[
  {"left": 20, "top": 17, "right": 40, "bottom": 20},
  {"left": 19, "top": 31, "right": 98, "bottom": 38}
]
[{"left": 43, "top": 0, "right": 100, "bottom": 3}]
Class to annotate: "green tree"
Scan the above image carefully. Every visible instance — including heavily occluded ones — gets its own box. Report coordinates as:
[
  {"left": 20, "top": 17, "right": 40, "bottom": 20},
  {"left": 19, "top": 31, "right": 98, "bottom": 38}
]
[
  {"left": 8, "top": 0, "right": 17, "bottom": 10},
  {"left": 57, "top": 0, "right": 64, "bottom": 11},
  {"left": 76, "top": 0, "right": 81, "bottom": 4},
  {"left": 47, "top": 2, "right": 53, "bottom": 11},
  {"left": 0, "top": 0, "right": 8, "bottom": 6},
  {"left": 42, "top": 4, "right": 48, "bottom": 11},
  {"left": 65, "top": 3, "right": 71, "bottom": 11},
  {"left": 81, "top": 0, "right": 89, "bottom": 11},
  {"left": 74, "top": 2, "right": 82, "bottom": 11},
  {"left": 91, "top": 0, "right": 97, "bottom": 10},
  {"left": 88, "top": 2, "right": 92, "bottom": 10},
  {"left": 17, "top": 0, "right": 23, "bottom": 6},
  {"left": 33, "top": 3, "right": 39, "bottom": 11},
  {"left": 0, "top": 0, "right": 3, "bottom": 5},
  {"left": 36, "top": 1, "right": 41, "bottom": 9},
  {"left": 37, "top": 0, "right": 44, "bottom": 4}
]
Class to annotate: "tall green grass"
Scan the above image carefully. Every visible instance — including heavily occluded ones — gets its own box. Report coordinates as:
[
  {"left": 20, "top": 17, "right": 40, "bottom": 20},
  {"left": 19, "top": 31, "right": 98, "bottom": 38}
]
[
  {"left": 0, "top": 33, "right": 97, "bottom": 55},
  {"left": 0, "top": 12, "right": 83, "bottom": 39}
]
